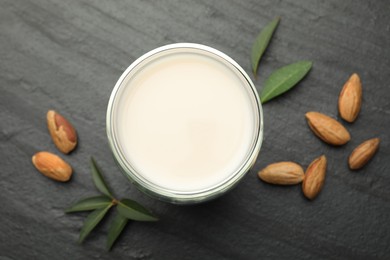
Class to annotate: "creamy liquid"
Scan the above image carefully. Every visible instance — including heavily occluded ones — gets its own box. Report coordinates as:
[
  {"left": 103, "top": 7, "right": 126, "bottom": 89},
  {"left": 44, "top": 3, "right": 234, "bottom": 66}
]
[{"left": 115, "top": 51, "right": 256, "bottom": 192}]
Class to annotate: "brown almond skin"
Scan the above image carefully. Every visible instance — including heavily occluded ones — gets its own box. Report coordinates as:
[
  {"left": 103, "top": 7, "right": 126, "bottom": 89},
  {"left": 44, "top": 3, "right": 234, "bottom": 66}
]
[
  {"left": 305, "top": 112, "right": 351, "bottom": 146},
  {"left": 349, "top": 138, "right": 380, "bottom": 170},
  {"left": 258, "top": 162, "right": 304, "bottom": 185},
  {"left": 32, "top": 151, "right": 72, "bottom": 182},
  {"left": 302, "top": 155, "right": 327, "bottom": 200},
  {"left": 47, "top": 110, "right": 77, "bottom": 154},
  {"left": 338, "top": 73, "right": 362, "bottom": 123}
]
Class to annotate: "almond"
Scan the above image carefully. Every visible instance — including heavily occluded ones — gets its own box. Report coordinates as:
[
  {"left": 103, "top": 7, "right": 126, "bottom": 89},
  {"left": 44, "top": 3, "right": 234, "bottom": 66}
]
[
  {"left": 338, "top": 73, "right": 362, "bottom": 123},
  {"left": 47, "top": 110, "right": 77, "bottom": 154},
  {"left": 32, "top": 151, "right": 72, "bottom": 182},
  {"left": 305, "top": 112, "right": 351, "bottom": 146},
  {"left": 302, "top": 155, "right": 327, "bottom": 200},
  {"left": 349, "top": 138, "right": 380, "bottom": 170},
  {"left": 258, "top": 162, "right": 304, "bottom": 185}
]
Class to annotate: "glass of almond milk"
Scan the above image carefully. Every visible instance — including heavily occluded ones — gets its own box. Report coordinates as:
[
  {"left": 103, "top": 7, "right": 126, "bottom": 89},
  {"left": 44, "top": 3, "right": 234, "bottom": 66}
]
[{"left": 107, "top": 43, "right": 263, "bottom": 204}]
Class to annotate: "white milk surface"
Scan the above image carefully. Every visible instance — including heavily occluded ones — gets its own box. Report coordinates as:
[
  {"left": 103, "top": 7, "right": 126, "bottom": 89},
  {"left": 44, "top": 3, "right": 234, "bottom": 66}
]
[{"left": 115, "top": 52, "right": 256, "bottom": 192}]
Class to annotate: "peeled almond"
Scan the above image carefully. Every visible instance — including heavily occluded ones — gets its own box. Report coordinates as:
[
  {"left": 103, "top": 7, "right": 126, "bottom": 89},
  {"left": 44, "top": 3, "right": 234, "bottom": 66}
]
[{"left": 32, "top": 151, "right": 72, "bottom": 182}]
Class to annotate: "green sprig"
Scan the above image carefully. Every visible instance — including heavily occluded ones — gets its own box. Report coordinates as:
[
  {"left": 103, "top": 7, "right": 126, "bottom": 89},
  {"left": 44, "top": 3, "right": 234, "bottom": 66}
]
[
  {"left": 260, "top": 61, "right": 312, "bottom": 103},
  {"left": 251, "top": 16, "right": 280, "bottom": 77},
  {"left": 251, "top": 17, "right": 313, "bottom": 103},
  {"left": 65, "top": 157, "right": 158, "bottom": 251}
]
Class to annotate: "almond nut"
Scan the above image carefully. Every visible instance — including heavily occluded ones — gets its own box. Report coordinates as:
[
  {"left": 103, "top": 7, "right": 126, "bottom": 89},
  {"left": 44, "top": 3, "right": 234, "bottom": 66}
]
[
  {"left": 349, "top": 138, "right": 380, "bottom": 170},
  {"left": 305, "top": 112, "right": 351, "bottom": 146},
  {"left": 47, "top": 110, "right": 77, "bottom": 154},
  {"left": 258, "top": 162, "right": 304, "bottom": 185},
  {"left": 32, "top": 151, "right": 73, "bottom": 182},
  {"left": 338, "top": 73, "right": 362, "bottom": 123},
  {"left": 302, "top": 155, "right": 327, "bottom": 200}
]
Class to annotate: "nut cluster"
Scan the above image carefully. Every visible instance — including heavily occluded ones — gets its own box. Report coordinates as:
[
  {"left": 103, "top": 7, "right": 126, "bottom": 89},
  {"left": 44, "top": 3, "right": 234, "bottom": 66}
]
[
  {"left": 32, "top": 110, "right": 78, "bottom": 182},
  {"left": 258, "top": 73, "right": 380, "bottom": 200}
]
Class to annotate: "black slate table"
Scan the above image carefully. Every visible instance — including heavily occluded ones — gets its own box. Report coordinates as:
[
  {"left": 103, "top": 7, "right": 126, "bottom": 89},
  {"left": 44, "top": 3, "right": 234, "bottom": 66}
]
[{"left": 1, "top": 1, "right": 389, "bottom": 259}]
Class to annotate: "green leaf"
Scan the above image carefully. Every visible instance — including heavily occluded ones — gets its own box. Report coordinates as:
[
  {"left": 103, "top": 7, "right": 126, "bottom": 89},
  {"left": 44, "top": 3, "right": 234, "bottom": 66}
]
[
  {"left": 260, "top": 61, "right": 312, "bottom": 103},
  {"left": 90, "top": 157, "right": 114, "bottom": 198},
  {"left": 117, "top": 199, "right": 158, "bottom": 222},
  {"left": 65, "top": 196, "right": 112, "bottom": 213},
  {"left": 106, "top": 212, "right": 129, "bottom": 251},
  {"left": 78, "top": 204, "right": 112, "bottom": 244},
  {"left": 251, "top": 16, "right": 280, "bottom": 77}
]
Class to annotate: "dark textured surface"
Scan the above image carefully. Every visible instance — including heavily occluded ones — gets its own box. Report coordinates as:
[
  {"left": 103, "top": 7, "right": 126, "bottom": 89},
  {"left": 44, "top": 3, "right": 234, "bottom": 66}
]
[{"left": 1, "top": 0, "right": 389, "bottom": 259}]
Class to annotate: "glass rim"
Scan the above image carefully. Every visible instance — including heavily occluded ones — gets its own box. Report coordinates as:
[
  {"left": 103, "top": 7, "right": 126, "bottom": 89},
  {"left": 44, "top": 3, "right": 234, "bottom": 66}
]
[{"left": 106, "top": 43, "right": 263, "bottom": 204}]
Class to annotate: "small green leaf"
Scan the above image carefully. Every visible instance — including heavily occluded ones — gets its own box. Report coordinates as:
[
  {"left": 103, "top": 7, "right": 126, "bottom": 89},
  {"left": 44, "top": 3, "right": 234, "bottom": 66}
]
[
  {"left": 107, "top": 212, "right": 129, "bottom": 251},
  {"left": 117, "top": 199, "right": 158, "bottom": 222},
  {"left": 78, "top": 204, "right": 112, "bottom": 243},
  {"left": 90, "top": 157, "right": 114, "bottom": 198},
  {"left": 65, "top": 196, "right": 112, "bottom": 213},
  {"left": 251, "top": 16, "right": 280, "bottom": 77},
  {"left": 260, "top": 61, "right": 312, "bottom": 103}
]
